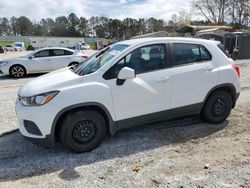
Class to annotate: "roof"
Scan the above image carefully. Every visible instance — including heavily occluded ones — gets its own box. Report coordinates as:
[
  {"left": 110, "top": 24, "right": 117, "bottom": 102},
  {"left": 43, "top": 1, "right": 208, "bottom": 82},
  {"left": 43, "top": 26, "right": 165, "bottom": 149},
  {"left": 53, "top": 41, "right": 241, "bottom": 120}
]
[
  {"left": 117, "top": 37, "right": 219, "bottom": 46},
  {"left": 37, "top": 47, "right": 75, "bottom": 51}
]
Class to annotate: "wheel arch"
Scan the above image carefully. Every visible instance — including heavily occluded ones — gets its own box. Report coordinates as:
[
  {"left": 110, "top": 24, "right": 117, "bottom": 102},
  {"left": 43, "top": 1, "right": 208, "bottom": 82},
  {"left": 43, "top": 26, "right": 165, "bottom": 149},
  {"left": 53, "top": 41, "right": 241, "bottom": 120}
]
[
  {"left": 203, "top": 83, "right": 238, "bottom": 110},
  {"left": 52, "top": 102, "right": 117, "bottom": 143},
  {"left": 68, "top": 61, "right": 79, "bottom": 67}
]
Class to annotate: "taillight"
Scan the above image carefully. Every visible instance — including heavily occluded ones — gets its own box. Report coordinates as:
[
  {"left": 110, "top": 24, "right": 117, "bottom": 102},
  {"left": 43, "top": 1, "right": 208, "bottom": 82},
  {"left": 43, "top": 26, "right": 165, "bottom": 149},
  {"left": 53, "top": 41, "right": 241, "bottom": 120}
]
[{"left": 232, "top": 64, "right": 240, "bottom": 77}]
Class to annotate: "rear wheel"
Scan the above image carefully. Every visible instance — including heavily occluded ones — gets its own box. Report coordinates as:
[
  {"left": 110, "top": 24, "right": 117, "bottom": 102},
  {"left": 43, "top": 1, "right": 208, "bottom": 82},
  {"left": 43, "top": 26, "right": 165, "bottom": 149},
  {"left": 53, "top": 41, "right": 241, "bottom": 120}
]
[
  {"left": 60, "top": 110, "right": 107, "bottom": 153},
  {"left": 9, "top": 65, "right": 26, "bottom": 78},
  {"left": 201, "top": 90, "right": 232, "bottom": 123}
]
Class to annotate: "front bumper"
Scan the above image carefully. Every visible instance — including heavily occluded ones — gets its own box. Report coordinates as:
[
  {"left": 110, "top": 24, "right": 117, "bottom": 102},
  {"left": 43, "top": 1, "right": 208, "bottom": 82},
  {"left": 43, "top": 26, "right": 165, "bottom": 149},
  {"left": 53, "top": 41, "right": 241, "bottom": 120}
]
[
  {"left": 0, "top": 64, "right": 9, "bottom": 75},
  {"left": 15, "top": 99, "right": 59, "bottom": 147}
]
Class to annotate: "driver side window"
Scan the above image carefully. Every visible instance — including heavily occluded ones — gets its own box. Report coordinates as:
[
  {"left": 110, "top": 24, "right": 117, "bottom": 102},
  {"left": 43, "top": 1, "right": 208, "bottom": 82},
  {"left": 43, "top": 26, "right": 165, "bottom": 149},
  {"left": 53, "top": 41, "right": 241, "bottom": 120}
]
[{"left": 103, "top": 44, "right": 167, "bottom": 79}]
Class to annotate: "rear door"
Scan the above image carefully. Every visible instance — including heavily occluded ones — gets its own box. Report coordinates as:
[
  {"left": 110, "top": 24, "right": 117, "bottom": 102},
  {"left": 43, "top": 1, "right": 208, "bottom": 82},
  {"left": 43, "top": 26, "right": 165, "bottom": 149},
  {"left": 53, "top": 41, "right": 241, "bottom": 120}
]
[
  {"left": 27, "top": 49, "right": 54, "bottom": 73},
  {"left": 169, "top": 43, "right": 218, "bottom": 115},
  {"left": 51, "top": 49, "right": 74, "bottom": 70}
]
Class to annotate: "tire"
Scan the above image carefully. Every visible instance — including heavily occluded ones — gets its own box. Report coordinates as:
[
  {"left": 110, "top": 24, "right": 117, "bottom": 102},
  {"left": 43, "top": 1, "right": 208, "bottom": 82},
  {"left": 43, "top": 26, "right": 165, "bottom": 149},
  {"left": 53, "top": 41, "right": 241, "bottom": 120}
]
[
  {"left": 68, "top": 62, "right": 79, "bottom": 67},
  {"left": 201, "top": 90, "right": 232, "bottom": 124},
  {"left": 60, "top": 110, "right": 107, "bottom": 153},
  {"left": 9, "top": 65, "right": 26, "bottom": 78}
]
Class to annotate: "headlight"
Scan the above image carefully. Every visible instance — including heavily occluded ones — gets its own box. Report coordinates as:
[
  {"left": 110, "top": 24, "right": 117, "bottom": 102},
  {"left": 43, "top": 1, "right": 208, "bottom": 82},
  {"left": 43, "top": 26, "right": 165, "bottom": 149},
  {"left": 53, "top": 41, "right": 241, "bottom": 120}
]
[
  {"left": 0, "top": 61, "right": 9, "bottom": 66},
  {"left": 19, "top": 91, "right": 59, "bottom": 106}
]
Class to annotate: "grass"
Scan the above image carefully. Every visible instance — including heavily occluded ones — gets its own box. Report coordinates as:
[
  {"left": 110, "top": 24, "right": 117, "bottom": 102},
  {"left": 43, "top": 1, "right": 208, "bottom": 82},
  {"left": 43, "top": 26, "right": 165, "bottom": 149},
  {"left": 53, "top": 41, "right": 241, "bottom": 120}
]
[{"left": 0, "top": 41, "right": 13, "bottom": 46}]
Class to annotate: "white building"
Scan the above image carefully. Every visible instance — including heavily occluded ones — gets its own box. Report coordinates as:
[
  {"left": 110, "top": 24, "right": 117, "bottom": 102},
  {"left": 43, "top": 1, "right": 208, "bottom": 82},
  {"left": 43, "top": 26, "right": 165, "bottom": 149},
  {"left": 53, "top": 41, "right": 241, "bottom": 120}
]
[
  {"left": 0, "top": 36, "right": 85, "bottom": 49},
  {"left": 29, "top": 36, "right": 84, "bottom": 48}
]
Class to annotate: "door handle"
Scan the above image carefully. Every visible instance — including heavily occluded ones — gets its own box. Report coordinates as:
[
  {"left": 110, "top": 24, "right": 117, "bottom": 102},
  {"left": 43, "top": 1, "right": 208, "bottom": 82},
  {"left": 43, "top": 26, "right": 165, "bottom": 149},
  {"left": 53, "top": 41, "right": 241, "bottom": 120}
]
[{"left": 157, "top": 77, "right": 170, "bottom": 83}]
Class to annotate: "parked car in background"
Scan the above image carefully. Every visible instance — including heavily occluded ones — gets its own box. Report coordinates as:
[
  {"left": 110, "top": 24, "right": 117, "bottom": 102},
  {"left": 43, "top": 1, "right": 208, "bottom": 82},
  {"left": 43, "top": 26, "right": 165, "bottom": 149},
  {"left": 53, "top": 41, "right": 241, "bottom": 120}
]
[
  {"left": 81, "top": 42, "right": 90, "bottom": 50},
  {"left": 0, "top": 47, "right": 88, "bottom": 78},
  {"left": 14, "top": 42, "right": 25, "bottom": 50},
  {"left": 0, "top": 46, "right": 4, "bottom": 53},
  {"left": 3, "top": 44, "right": 22, "bottom": 51},
  {"left": 15, "top": 38, "right": 240, "bottom": 152}
]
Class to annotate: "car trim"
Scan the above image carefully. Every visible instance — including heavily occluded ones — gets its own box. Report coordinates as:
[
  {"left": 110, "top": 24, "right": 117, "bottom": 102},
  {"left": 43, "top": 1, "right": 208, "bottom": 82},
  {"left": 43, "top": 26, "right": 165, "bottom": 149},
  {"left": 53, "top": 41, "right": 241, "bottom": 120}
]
[{"left": 116, "top": 103, "right": 203, "bottom": 130}]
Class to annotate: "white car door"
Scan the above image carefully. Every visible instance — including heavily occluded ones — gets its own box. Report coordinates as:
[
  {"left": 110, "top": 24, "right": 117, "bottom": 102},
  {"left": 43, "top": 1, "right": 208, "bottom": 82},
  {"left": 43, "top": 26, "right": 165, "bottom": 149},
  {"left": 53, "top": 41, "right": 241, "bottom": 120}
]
[
  {"left": 104, "top": 44, "right": 171, "bottom": 127},
  {"left": 50, "top": 49, "right": 74, "bottom": 70},
  {"left": 169, "top": 43, "right": 218, "bottom": 113},
  {"left": 27, "top": 49, "right": 54, "bottom": 73}
]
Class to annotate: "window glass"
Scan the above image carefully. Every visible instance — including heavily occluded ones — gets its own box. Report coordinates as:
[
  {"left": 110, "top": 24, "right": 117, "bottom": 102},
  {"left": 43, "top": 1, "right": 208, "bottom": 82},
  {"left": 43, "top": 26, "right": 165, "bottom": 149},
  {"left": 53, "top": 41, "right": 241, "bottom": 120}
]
[
  {"left": 74, "top": 44, "right": 129, "bottom": 76},
  {"left": 200, "top": 45, "right": 212, "bottom": 60},
  {"left": 103, "top": 44, "right": 166, "bottom": 79},
  {"left": 34, "top": 50, "right": 50, "bottom": 58},
  {"left": 217, "top": 43, "right": 229, "bottom": 57},
  {"left": 64, "top": 50, "right": 74, "bottom": 55},
  {"left": 52, "top": 49, "right": 65, "bottom": 56},
  {"left": 173, "top": 43, "right": 211, "bottom": 66}
]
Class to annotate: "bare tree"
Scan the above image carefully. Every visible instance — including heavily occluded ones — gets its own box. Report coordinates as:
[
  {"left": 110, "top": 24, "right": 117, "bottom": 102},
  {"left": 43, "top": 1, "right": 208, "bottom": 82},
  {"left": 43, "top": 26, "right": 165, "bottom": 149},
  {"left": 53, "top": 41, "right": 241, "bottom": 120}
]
[
  {"left": 193, "top": 0, "right": 229, "bottom": 24},
  {"left": 228, "top": 0, "right": 250, "bottom": 28}
]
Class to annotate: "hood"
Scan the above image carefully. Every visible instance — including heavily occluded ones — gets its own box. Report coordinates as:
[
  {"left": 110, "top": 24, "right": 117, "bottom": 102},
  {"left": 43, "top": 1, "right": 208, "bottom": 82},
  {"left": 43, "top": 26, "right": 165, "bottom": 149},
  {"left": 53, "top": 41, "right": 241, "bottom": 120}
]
[{"left": 19, "top": 68, "right": 80, "bottom": 97}]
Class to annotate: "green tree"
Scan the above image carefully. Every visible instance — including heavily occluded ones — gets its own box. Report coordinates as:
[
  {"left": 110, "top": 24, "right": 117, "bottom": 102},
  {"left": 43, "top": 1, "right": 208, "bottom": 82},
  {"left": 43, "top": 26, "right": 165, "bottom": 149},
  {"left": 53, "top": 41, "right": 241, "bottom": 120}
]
[{"left": 17, "top": 16, "right": 34, "bottom": 35}]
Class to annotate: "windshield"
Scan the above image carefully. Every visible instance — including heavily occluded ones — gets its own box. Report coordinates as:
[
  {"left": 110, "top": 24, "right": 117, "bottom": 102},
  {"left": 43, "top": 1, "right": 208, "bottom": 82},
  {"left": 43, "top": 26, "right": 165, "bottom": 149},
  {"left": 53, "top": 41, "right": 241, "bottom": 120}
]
[{"left": 73, "top": 44, "right": 129, "bottom": 76}]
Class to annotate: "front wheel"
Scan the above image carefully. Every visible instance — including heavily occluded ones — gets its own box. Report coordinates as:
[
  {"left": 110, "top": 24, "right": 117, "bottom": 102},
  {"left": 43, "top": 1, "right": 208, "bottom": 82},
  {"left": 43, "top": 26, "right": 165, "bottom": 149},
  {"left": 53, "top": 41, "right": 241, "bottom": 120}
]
[
  {"left": 60, "top": 110, "right": 107, "bottom": 153},
  {"left": 201, "top": 90, "right": 232, "bottom": 124},
  {"left": 9, "top": 65, "right": 26, "bottom": 78}
]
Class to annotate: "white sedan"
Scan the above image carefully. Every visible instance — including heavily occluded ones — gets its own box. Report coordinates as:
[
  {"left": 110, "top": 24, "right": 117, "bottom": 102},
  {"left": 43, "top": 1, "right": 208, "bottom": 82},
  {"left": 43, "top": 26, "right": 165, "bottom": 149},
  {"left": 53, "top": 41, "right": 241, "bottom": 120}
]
[{"left": 0, "top": 47, "right": 88, "bottom": 78}]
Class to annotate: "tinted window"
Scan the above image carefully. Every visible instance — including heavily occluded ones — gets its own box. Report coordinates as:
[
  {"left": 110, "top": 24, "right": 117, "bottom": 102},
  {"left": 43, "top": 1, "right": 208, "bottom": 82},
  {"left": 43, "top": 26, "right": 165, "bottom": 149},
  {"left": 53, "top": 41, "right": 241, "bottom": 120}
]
[
  {"left": 64, "top": 50, "right": 73, "bottom": 55},
  {"left": 217, "top": 43, "right": 229, "bottom": 57},
  {"left": 34, "top": 50, "right": 50, "bottom": 58},
  {"left": 103, "top": 44, "right": 167, "bottom": 79},
  {"left": 52, "top": 49, "right": 65, "bottom": 56},
  {"left": 173, "top": 43, "right": 211, "bottom": 66}
]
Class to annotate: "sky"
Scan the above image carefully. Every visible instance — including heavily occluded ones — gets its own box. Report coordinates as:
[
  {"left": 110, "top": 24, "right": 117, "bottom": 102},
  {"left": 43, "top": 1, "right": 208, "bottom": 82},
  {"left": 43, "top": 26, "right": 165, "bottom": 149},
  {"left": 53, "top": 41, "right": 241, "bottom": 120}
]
[{"left": 0, "top": 0, "right": 192, "bottom": 21}]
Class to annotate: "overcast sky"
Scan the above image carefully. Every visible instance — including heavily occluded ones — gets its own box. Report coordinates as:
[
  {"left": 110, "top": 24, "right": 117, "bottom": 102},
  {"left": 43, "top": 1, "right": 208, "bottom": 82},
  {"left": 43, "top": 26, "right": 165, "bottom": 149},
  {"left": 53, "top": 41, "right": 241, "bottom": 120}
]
[{"left": 0, "top": 0, "right": 192, "bottom": 21}]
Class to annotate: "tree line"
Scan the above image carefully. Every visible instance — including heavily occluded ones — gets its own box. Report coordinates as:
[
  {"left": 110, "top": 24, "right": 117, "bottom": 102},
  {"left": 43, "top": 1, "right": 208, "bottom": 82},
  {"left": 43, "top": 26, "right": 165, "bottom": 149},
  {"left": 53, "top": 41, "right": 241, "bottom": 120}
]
[
  {"left": 0, "top": 0, "right": 249, "bottom": 40},
  {"left": 0, "top": 13, "right": 172, "bottom": 40}
]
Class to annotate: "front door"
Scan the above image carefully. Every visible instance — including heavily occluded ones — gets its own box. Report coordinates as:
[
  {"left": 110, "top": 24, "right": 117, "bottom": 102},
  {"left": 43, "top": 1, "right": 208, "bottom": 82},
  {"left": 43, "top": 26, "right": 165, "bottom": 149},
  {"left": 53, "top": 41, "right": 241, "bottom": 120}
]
[
  {"left": 104, "top": 43, "right": 172, "bottom": 127},
  {"left": 27, "top": 49, "right": 54, "bottom": 73}
]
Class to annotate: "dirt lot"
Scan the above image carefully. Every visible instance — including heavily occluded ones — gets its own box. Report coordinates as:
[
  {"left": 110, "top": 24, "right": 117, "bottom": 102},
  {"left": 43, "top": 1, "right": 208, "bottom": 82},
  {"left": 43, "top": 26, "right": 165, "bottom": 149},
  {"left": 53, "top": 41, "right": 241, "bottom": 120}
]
[{"left": 0, "top": 52, "right": 249, "bottom": 187}]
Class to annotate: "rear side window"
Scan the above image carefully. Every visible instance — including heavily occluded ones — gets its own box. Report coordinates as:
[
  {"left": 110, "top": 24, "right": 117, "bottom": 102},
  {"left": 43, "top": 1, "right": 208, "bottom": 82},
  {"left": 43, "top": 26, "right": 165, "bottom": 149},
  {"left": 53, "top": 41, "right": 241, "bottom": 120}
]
[
  {"left": 217, "top": 44, "right": 229, "bottom": 57},
  {"left": 52, "top": 49, "right": 65, "bottom": 56},
  {"left": 172, "top": 43, "right": 212, "bottom": 66},
  {"left": 64, "top": 50, "right": 73, "bottom": 55}
]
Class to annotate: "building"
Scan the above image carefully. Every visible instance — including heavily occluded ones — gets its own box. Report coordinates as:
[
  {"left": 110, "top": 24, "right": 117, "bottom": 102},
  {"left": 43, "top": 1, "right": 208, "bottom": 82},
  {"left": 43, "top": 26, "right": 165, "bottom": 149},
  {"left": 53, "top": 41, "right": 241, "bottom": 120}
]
[
  {"left": 131, "top": 31, "right": 169, "bottom": 39},
  {"left": 196, "top": 28, "right": 229, "bottom": 37},
  {"left": 29, "top": 36, "right": 84, "bottom": 48},
  {"left": 0, "top": 36, "right": 85, "bottom": 49},
  {"left": 179, "top": 25, "right": 233, "bottom": 36}
]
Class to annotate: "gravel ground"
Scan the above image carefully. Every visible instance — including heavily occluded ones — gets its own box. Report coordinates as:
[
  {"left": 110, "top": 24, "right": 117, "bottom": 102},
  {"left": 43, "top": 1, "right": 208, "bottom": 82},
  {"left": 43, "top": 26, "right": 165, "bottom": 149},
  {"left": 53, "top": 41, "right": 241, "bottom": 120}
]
[{"left": 0, "top": 55, "right": 249, "bottom": 187}]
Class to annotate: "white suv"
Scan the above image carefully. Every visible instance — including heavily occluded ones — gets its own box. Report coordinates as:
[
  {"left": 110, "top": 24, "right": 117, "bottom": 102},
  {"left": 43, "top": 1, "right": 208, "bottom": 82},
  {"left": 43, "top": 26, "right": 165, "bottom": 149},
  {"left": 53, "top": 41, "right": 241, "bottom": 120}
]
[{"left": 16, "top": 38, "right": 240, "bottom": 152}]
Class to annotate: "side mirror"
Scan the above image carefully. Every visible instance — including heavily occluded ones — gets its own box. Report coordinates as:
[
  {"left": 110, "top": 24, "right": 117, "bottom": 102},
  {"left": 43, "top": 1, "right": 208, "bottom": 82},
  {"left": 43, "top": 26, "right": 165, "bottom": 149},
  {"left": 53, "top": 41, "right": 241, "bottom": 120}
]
[
  {"left": 29, "top": 55, "right": 34, "bottom": 59},
  {"left": 118, "top": 67, "right": 135, "bottom": 80}
]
